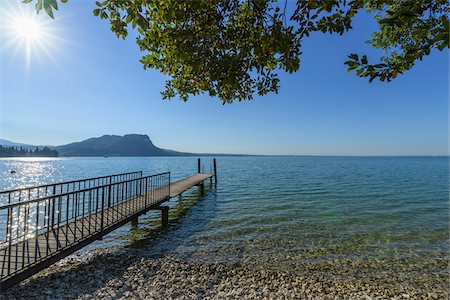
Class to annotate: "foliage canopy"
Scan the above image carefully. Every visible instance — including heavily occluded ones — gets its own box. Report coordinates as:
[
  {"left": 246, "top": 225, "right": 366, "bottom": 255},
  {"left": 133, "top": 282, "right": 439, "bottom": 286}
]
[{"left": 28, "top": 0, "right": 449, "bottom": 103}]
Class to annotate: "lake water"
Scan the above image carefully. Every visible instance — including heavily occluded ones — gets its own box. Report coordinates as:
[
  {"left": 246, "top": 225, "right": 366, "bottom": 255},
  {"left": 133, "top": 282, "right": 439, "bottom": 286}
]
[{"left": 0, "top": 156, "right": 448, "bottom": 291}]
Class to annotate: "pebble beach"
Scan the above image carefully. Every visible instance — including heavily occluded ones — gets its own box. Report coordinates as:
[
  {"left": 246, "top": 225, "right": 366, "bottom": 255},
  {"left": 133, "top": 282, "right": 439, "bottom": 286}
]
[{"left": 4, "top": 245, "right": 448, "bottom": 300}]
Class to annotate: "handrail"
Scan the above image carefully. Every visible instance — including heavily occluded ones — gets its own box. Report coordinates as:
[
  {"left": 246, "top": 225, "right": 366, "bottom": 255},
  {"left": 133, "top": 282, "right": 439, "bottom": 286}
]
[
  {"left": 0, "top": 171, "right": 143, "bottom": 194},
  {"left": 0, "top": 171, "right": 171, "bottom": 279},
  {"left": 0, "top": 171, "right": 144, "bottom": 208},
  {"left": 0, "top": 172, "right": 170, "bottom": 210}
]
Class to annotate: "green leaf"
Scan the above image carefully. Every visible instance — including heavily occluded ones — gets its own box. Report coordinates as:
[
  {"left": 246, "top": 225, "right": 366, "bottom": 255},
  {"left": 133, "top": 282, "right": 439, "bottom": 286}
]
[
  {"left": 348, "top": 53, "right": 358, "bottom": 61},
  {"left": 369, "top": 74, "right": 378, "bottom": 83},
  {"left": 361, "top": 55, "right": 368, "bottom": 65},
  {"left": 43, "top": 1, "right": 54, "bottom": 19},
  {"left": 48, "top": 0, "right": 58, "bottom": 10},
  {"left": 35, "top": 0, "right": 43, "bottom": 13},
  {"left": 373, "top": 64, "right": 387, "bottom": 68}
]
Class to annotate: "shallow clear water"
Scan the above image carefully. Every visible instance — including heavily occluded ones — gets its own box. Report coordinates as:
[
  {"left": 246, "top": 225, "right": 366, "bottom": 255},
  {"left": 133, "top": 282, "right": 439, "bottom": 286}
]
[{"left": 0, "top": 156, "right": 448, "bottom": 282}]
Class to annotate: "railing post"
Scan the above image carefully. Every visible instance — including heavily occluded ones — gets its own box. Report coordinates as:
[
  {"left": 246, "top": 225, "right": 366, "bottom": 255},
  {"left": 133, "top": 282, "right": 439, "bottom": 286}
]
[
  {"left": 198, "top": 158, "right": 201, "bottom": 174},
  {"left": 213, "top": 158, "right": 217, "bottom": 184},
  {"left": 51, "top": 186, "right": 56, "bottom": 228},
  {"left": 108, "top": 184, "right": 112, "bottom": 208},
  {"left": 100, "top": 187, "right": 105, "bottom": 239},
  {"left": 150, "top": 175, "right": 154, "bottom": 205},
  {"left": 145, "top": 177, "right": 148, "bottom": 208},
  {"left": 5, "top": 195, "right": 11, "bottom": 278},
  {"left": 135, "top": 180, "right": 138, "bottom": 197},
  {"left": 168, "top": 172, "right": 171, "bottom": 199},
  {"left": 7, "top": 207, "right": 12, "bottom": 277}
]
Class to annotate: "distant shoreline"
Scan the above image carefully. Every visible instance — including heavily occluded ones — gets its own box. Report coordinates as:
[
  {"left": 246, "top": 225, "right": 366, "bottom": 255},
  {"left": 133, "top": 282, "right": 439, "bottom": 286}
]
[
  {"left": 2, "top": 135, "right": 447, "bottom": 158},
  {"left": 0, "top": 154, "right": 448, "bottom": 158}
]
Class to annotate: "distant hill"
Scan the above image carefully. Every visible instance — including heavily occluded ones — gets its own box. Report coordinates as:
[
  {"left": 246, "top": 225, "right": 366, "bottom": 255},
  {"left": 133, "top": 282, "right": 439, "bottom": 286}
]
[
  {"left": 56, "top": 134, "right": 188, "bottom": 157},
  {"left": 0, "top": 139, "right": 53, "bottom": 151},
  {"left": 0, "top": 145, "right": 58, "bottom": 157},
  {"left": 1, "top": 134, "right": 241, "bottom": 157},
  {"left": 0, "top": 139, "right": 34, "bottom": 148}
]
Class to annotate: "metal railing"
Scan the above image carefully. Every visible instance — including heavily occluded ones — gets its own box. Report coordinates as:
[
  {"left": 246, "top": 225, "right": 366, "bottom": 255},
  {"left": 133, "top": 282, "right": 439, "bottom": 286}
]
[
  {"left": 0, "top": 171, "right": 143, "bottom": 205},
  {"left": 0, "top": 172, "right": 170, "bottom": 281}
]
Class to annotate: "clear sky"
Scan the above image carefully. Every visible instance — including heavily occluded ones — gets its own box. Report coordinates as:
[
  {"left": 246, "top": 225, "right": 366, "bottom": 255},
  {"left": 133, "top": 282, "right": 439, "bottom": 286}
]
[{"left": 0, "top": 1, "right": 448, "bottom": 155}]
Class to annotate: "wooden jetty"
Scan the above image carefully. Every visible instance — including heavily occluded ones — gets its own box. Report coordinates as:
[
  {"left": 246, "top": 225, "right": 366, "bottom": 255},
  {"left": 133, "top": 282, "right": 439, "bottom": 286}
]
[{"left": 0, "top": 159, "right": 217, "bottom": 291}]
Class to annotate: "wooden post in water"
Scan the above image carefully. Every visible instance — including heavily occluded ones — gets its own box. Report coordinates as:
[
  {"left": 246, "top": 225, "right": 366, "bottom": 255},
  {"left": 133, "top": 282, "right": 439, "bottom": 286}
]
[
  {"left": 198, "top": 158, "right": 201, "bottom": 173},
  {"left": 213, "top": 158, "right": 217, "bottom": 184},
  {"left": 131, "top": 216, "right": 138, "bottom": 228},
  {"left": 151, "top": 206, "right": 169, "bottom": 226},
  {"left": 160, "top": 206, "right": 169, "bottom": 226},
  {"left": 200, "top": 182, "right": 205, "bottom": 196}
]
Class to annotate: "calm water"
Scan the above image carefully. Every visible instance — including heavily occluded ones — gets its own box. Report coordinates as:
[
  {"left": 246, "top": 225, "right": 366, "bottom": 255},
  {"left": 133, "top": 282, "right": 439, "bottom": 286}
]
[{"left": 0, "top": 156, "right": 448, "bottom": 283}]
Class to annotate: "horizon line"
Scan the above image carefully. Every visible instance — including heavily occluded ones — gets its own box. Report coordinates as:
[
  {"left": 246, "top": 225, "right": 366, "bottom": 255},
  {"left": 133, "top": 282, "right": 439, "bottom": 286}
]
[{"left": 1, "top": 137, "right": 448, "bottom": 158}]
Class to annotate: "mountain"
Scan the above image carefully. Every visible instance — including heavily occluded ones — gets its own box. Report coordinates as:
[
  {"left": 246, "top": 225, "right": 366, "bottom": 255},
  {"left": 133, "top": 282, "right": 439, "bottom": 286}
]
[
  {"left": 0, "top": 139, "right": 54, "bottom": 151},
  {"left": 56, "top": 134, "right": 187, "bottom": 157},
  {"left": 0, "top": 139, "right": 34, "bottom": 148}
]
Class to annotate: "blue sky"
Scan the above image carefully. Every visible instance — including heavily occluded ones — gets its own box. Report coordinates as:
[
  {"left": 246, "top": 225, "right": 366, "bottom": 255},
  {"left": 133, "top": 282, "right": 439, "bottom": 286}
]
[{"left": 0, "top": 1, "right": 448, "bottom": 155}]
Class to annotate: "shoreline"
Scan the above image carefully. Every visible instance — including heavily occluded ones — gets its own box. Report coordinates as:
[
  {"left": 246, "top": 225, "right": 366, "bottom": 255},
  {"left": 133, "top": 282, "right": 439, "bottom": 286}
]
[{"left": 4, "top": 245, "right": 448, "bottom": 299}]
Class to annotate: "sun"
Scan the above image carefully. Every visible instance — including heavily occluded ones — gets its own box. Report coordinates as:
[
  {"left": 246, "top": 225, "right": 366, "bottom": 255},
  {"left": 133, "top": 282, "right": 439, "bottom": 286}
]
[
  {"left": 0, "top": 3, "right": 62, "bottom": 68},
  {"left": 13, "top": 16, "right": 44, "bottom": 41}
]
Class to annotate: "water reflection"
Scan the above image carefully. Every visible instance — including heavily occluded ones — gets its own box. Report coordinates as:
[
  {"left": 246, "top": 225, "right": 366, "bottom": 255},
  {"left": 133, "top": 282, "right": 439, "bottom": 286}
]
[{"left": 2, "top": 158, "right": 59, "bottom": 191}]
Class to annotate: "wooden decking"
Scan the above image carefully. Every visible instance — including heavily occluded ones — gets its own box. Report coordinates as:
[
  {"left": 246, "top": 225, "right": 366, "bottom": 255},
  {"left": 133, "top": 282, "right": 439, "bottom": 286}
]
[
  {"left": 170, "top": 174, "right": 213, "bottom": 197},
  {"left": 0, "top": 171, "right": 214, "bottom": 291}
]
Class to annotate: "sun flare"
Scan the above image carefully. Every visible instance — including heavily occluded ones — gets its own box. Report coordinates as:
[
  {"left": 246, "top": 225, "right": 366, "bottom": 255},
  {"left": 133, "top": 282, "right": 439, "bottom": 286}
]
[{"left": 0, "top": 3, "right": 63, "bottom": 68}]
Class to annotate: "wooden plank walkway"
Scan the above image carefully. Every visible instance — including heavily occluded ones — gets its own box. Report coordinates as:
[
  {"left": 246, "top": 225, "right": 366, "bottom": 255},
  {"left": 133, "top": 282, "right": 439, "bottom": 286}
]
[
  {"left": 170, "top": 174, "right": 213, "bottom": 197},
  {"left": 0, "top": 172, "right": 214, "bottom": 291}
]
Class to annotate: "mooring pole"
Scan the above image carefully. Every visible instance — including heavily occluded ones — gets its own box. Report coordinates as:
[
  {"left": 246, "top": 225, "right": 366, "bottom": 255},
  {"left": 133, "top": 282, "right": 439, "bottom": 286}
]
[
  {"left": 213, "top": 158, "right": 217, "bottom": 184},
  {"left": 198, "top": 158, "right": 201, "bottom": 173}
]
